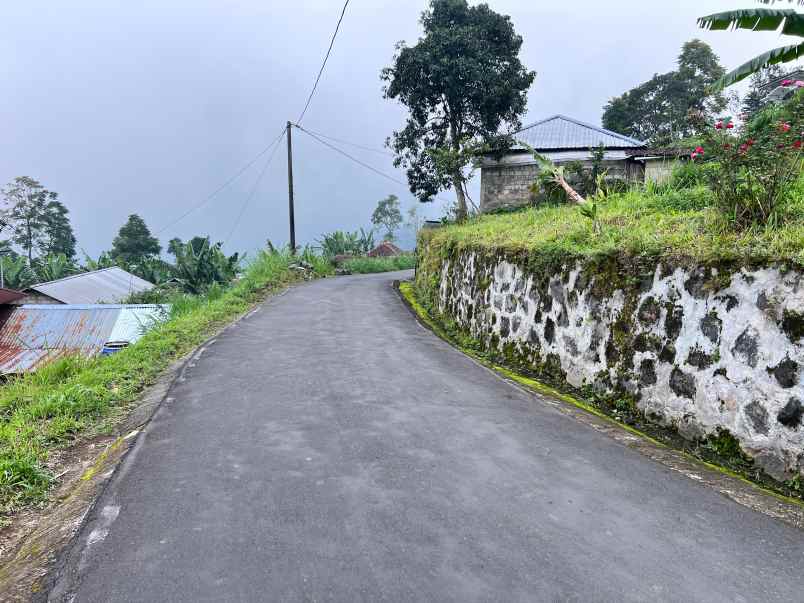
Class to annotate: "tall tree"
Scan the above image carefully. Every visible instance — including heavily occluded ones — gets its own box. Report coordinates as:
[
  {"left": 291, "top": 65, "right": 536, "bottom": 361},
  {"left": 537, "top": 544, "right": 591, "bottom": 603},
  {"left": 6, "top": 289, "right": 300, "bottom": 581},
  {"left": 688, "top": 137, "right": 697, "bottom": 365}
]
[
  {"left": 602, "top": 40, "right": 726, "bottom": 145},
  {"left": 382, "top": 0, "right": 535, "bottom": 220},
  {"left": 741, "top": 64, "right": 786, "bottom": 118},
  {"left": 371, "top": 194, "right": 403, "bottom": 241},
  {"left": 698, "top": 1, "right": 804, "bottom": 90},
  {"left": 40, "top": 200, "right": 77, "bottom": 259},
  {"left": 111, "top": 214, "right": 161, "bottom": 264},
  {"left": 1, "top": 176, "right": 56, "bottom": 263}
]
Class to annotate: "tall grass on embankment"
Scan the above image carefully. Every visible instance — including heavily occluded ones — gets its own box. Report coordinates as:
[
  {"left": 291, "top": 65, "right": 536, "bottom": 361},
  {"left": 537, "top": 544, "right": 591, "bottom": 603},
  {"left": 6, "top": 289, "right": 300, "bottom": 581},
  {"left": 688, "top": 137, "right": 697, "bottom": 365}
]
[
  {"left": 0, "top": 249, "right": 331, "bottom": 518},
  {"left": 341, "top": 254, "right": 416, "bottom": 274}
]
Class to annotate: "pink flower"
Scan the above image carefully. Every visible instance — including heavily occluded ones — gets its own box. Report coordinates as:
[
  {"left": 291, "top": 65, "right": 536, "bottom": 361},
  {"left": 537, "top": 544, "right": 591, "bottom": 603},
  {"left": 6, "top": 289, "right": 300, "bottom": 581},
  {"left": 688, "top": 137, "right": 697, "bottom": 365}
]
[
  {"left": 793, "top": 140, "right": 803, "bottom": 149},
  {"left": 795, "top": 81, "right": 804, "bottom": 88},
  {"left": 739, "top": 144, "right": 749, "bottom": 154},
  {"left": 695, "top": 146, "right": 705, "bottom": 154},
  {"left": 690, "top": 152, "right": 699, "bottom": 160},
  {"left": 782, "top": 79, "right": 794, "bottom": 87},
  {"left": 715, "top": 121, "right": 723, "bottom": 130},
  {"left": 726, "top": 122, "right": 734, "bottom": 129},
  {"left": 781, "top": 122, "right": 792, "bottom": 132}
]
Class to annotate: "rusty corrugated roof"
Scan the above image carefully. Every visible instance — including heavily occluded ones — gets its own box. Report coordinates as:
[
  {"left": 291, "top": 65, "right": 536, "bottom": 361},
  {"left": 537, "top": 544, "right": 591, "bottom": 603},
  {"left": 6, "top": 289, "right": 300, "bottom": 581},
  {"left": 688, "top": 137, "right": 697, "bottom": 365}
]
[
  {"left": 0, "top": 304, "right": 168, "bottom": 374},
  {"left": 0, "top": 288, "right": 25, "bottom": 305}
]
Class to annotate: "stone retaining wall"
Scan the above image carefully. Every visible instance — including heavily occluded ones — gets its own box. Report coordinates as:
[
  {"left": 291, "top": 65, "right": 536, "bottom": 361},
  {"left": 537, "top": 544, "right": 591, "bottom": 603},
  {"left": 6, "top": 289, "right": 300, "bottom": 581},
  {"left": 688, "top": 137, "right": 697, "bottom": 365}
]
[{"left": 425, "top": 250, "right": 804, "bottom": 478}]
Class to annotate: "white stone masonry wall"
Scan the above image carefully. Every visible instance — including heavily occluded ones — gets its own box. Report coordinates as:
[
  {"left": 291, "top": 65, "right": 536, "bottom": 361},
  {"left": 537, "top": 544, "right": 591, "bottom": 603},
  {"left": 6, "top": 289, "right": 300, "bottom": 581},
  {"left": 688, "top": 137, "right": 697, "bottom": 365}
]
[{"left": 436, "top": 252, "right": 804, "bottom": 479}]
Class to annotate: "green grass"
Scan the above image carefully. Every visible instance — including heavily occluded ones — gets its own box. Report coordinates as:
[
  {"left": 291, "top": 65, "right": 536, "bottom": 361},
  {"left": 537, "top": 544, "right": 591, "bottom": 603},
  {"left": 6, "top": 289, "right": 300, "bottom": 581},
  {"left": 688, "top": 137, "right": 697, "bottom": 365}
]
[
  {"left": 0, "top": 249, "right": 332, "bottom": 517},
  {"left": 420, "top": 184, "right": 804, "bottom": 268},
  {"left": 341, "top": 254, "right": 416, "bottom": 274}
]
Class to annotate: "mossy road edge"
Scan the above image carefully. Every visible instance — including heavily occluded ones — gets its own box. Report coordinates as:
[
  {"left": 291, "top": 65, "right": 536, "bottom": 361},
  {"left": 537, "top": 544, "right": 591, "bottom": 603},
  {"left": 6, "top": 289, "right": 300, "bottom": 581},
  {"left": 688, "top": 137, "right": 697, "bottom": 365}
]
[{"left": 394, "top": 279, "right": 804, "bottom": 530}]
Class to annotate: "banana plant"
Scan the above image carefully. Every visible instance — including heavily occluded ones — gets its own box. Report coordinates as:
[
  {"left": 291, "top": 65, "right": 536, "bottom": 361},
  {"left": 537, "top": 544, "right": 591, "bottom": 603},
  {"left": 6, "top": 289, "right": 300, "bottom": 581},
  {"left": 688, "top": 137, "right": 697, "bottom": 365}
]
[
  {"left": 32, "top": 254, "right": 76, "bottom": 283},
  {"left": 699, "top": 1, "right": 804, "bottom": 89},
  {"left": 522, "top": 142, "right": 587, "bottom": 205}
]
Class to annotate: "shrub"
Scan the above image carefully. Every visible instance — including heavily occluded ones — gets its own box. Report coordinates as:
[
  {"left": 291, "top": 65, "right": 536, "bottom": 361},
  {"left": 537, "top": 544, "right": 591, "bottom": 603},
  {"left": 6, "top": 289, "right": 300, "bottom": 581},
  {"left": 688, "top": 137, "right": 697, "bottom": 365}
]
[{"left": 694, "top": 90, "right": 804, "bottom": 228}]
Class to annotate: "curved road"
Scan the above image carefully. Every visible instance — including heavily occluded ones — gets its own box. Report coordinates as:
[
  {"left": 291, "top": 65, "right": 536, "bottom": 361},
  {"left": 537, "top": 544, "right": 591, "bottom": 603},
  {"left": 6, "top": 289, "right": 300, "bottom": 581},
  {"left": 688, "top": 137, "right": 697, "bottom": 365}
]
[{"left": 50, "top": 271, "right": 804, "bottom": 602}]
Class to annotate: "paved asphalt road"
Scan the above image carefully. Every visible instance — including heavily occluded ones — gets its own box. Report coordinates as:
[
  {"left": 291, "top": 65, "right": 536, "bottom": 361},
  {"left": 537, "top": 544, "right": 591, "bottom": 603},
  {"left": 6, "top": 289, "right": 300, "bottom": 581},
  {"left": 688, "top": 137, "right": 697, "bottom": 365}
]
[{"left": 49, "top": 271, "right": 804, "bottom": 602}]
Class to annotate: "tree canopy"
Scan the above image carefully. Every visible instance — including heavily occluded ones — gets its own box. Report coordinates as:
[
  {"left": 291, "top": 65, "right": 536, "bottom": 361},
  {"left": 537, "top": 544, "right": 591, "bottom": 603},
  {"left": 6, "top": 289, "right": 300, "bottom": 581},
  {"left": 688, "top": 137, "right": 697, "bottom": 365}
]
[
  {"left": 602, "top": 40, "right": 727, "bottom": 145},
  {"left": 111, "top": 214, "right": 161, "bottom": 263},
  {"left": 0, "top": 176, "right": 76, "bottom": 262},
  {"left": 371, "top": 195, "right": 403, "bottom": 241},
  {"left": 382, "top": 0, "right": 535, "bottom": 220},
  {"left": 40, "top": 199, "right": 77, "bottom": 259}
]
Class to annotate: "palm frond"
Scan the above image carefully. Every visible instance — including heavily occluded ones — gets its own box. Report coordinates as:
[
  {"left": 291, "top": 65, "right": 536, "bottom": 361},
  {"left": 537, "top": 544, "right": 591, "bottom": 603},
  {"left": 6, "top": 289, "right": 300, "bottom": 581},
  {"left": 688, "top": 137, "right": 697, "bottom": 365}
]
[{"left": 712, "top": 41, "right": 804, "bottom": 89}]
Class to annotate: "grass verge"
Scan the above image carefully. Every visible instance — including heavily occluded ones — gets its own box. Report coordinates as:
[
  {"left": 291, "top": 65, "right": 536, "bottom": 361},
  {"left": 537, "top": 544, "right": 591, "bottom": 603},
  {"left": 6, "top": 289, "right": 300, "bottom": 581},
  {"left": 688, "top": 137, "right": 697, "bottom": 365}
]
[
  {"left": 421, "top": 184, "right": 804, "bottom": 268},
  {"left": 397, "top": 281, "right": 804, "bottom": 508},
  {"left": 341, "top": 254, "right": 416, "bottom": 274},
  {"left": 0, "top": 249, "right": 331, "bottom": 519}
]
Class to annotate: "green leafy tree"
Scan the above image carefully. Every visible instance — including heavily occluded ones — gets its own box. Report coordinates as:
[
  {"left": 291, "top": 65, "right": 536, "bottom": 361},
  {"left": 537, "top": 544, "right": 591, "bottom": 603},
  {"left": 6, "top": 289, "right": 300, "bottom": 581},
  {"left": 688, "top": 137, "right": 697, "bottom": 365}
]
[
  {"left": 603, "top": 40, "right": 727, "bottom": 145},
  {"left": 741, "top": 65, "right": 786, "bottom": 119},
  {"left": 111, "top": 214, "right": 161, "bottom": 264},
  {"left": 698, "top": 1, "right": 804, "bottom": 90},
  {"left": 382, "top": 0, "right": 535, "bottom": 220},
  {"left": 371, "top": 194, "right": 403, "bottom": 241},
  {"left": 40, "top": 200, "right": 77, "bottom": 259},
  {"left": 1, "top": 176, "right": 57, "bottom": 263}
]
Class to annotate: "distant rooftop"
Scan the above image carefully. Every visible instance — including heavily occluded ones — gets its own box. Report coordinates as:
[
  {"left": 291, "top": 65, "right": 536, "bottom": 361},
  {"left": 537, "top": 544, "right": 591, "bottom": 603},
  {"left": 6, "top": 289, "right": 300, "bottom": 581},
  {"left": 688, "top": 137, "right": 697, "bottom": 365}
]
[
  {"left": 27, "top": 267, "right": 154, "bottom": 304},
  {"left": 513, "top": 115, "right": 645, "bottom": 151}
]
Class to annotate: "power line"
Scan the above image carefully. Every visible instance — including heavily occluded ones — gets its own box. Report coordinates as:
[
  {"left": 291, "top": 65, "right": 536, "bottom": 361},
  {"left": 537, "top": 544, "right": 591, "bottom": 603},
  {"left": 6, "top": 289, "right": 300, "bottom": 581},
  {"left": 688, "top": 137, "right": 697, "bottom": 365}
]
[
  {"left": 298, "top": 127, "right": 394, "bottom": 157},
  {"left": 294, "top": 124, "right": 456, "bottom": 206},
  {"left": 156, "top": 127, "right": 286, "bottom": 236},
  {"left": 296, "top": 0, "right": 350, "bottom": 124},
  {"left": 224, "top": 130, "right": 286, "bottom": 245},
  {"left": 296, "top": 125, "right": 409, "bottom": 187}
]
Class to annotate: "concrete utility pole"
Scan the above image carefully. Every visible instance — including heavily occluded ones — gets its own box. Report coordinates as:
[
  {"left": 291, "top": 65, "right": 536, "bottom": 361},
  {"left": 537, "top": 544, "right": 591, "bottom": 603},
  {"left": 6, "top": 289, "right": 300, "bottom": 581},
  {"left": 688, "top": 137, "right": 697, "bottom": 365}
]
[{"left": 286, "top": 121, "right": 296, "bottom": 255}]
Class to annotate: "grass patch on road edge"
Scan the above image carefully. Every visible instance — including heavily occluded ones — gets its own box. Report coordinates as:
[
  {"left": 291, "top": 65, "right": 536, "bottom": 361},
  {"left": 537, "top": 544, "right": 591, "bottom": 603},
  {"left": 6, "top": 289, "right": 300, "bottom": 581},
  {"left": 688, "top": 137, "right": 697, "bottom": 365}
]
[
  {"left": 0, "top": 250, "right": 330, "bottom": 518},
  {"left": 397, "top": 281, "right": 804, "bottom": 510}
]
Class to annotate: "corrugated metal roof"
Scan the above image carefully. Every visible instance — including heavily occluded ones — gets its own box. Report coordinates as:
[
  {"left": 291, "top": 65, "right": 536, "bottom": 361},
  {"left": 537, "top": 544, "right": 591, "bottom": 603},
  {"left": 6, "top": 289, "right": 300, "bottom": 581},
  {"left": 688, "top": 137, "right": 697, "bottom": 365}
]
[
  {"left": 0, "top": 288, "right": 25, "bottom": 304},
  {"left": 0, "top": 304, "right": 168, "bottom": 374},
  {"left": 514, "top": 115, "right": 645, "bottom": 150},
  {"left": 28, "top": 267, "right": 154, "bottom": 304}
]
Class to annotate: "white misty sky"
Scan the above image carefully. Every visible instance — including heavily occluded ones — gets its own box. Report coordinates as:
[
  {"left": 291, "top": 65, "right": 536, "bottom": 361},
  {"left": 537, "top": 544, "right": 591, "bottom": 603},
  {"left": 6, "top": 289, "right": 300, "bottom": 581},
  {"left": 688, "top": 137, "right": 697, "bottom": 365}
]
[{"left": 0, "top": 1, "right": 799, "bottom": 256}]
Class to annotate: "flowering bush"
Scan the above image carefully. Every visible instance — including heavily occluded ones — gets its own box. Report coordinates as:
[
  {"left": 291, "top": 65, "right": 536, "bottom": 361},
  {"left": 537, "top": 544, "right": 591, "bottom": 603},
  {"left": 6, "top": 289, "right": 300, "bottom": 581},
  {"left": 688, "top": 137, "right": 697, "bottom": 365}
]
[{"left": 694, "top": 89, "right": 804, "bottom": 228}]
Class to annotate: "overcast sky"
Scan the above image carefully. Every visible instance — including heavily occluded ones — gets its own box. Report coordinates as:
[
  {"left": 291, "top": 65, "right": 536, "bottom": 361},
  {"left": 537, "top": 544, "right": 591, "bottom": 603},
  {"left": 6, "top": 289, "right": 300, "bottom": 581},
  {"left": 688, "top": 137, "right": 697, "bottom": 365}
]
[{"left": 1, "top": 1, "right": 800, "bottom": 256}]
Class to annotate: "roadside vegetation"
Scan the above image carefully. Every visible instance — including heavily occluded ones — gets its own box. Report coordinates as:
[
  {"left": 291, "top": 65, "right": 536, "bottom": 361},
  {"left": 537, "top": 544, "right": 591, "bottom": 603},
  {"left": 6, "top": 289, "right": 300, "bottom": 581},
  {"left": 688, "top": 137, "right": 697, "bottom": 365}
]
[
  {"left": 340, "top": 255, "right": 415, "bottom": 274},
  {"left": 0, "top": 248, "right": 331, "bottom": 519}
]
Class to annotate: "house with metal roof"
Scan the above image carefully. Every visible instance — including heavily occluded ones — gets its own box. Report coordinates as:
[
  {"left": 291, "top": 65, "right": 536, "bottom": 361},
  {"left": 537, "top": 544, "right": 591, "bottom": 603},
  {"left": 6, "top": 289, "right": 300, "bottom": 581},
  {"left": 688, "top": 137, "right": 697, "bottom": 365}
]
[
  {"left": 480, "top": 115, "right": 647, "bottom": 212},
  {"left": 0, "top": 304, "right": 169, "bottom": 374},
  {"left": 16, "top": 267, "right": 154, "bottom": 305}
]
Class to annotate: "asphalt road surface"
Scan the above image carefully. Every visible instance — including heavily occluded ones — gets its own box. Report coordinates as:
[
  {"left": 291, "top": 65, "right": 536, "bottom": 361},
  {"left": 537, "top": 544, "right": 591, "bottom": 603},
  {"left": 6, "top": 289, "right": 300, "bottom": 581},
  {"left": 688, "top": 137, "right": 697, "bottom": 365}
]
[{"left": 49, "top": 271, "right": 804, "bottom": 602}]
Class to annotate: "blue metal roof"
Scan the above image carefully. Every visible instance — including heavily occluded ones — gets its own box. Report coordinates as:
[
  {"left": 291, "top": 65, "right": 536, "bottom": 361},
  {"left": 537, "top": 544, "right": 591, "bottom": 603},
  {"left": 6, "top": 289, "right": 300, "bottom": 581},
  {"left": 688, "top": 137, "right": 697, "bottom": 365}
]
[
  {"left": 514, "top": 115, "right": 645, "bottom": 150},
  {"left": 0, "top": 304, "right": 168, "bottom": 374}
]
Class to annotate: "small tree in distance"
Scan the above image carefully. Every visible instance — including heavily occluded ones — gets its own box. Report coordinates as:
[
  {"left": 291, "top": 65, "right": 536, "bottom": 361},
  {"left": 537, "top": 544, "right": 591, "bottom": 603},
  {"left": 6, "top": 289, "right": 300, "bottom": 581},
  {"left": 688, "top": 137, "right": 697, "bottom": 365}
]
[
  {"left": 1, "top": 176, "right": 57, "bottom": 263},
  {"left": 372, "top": 194, "right": 403, "bottom": 241},
  {"left": 111, "top": 214, "right": 161, "bottom": 264}
]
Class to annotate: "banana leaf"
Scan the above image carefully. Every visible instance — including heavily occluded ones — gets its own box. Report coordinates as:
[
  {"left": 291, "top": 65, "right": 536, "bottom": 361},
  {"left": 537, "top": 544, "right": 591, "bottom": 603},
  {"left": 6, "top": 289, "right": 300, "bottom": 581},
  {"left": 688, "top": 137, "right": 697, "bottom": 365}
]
[
  {"left": 698, "top": 8, "right": 803, "bottom": 34},
  {"left": 712, "top": 41, "right": 804, "bottom": 89}
]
